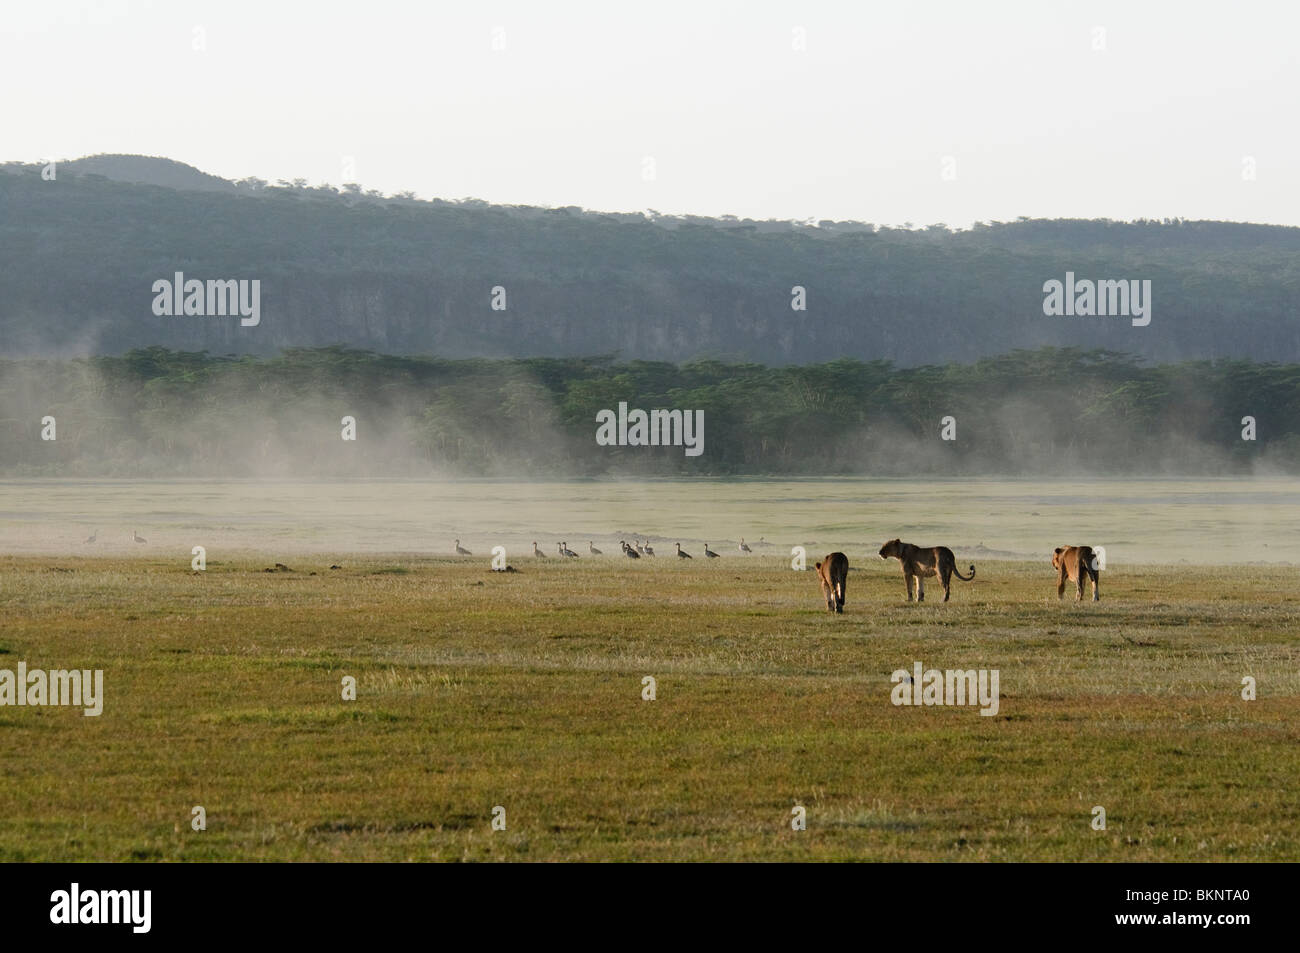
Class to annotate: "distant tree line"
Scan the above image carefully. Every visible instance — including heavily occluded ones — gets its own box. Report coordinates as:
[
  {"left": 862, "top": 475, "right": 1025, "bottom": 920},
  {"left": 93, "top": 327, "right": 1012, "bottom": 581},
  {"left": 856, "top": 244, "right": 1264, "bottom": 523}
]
[{"left": 1, "top": 346, "right": 1297, "bottom": 477}]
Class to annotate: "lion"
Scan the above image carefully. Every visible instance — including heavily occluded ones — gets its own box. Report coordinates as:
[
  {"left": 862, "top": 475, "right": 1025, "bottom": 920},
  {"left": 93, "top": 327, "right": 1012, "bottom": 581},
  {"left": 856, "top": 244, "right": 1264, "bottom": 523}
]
[
  {"left": 815, "top": 552, "right": 849, "bottom": 613},
  {"left": 1052, "top": 546, "right": 1100, "bottom": 602},
  {"left": 878, "top": 538, "right": 974, "bottom": 602}
]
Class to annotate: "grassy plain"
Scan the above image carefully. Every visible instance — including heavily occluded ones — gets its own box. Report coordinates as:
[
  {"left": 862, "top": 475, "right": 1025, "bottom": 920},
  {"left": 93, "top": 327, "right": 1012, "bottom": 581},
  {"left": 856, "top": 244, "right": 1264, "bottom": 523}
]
[{"left": 1, "top": 551, "right": 1297, "bottom": 861}]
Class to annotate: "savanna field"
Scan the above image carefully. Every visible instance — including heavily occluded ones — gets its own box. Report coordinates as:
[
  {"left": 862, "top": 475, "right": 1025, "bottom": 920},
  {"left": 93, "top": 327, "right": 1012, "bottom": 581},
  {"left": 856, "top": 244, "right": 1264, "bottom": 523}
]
[{"left": 1, "top": 480, "right": 1298, "bottom": 861}]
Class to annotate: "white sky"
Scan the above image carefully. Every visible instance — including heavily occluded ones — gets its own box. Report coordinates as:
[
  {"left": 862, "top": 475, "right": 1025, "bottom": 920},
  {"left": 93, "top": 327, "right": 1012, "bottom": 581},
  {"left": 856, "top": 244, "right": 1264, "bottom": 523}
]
[{"left": 4, "top": 0, "right": 1296, "bottom": 227}]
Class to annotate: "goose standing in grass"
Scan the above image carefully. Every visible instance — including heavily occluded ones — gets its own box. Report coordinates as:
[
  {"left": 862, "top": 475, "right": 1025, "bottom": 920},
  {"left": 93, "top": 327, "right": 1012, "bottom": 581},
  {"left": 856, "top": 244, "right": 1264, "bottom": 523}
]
[
  {"left": 704, "top": 543, "right": 720, "bottom": 559},
  {"left": 633, "top": 540, "right": 645, "bottom": 555},
  {"left": 642, "top": 541, "right": 655, "bottom": 556},
  {"left": 455, "top": 539, "right": 471, "bottom": 556},
  {"left": 676, "top": 543, "right": 692, "bottom": 559},
  {"left": 562, "top": 542, "right": 579, "bottom": 558},
  {"left": 621, "top": 540, "right": 641, "bottom": 559},
  {"left": 738, "top": 538, "right": 752, "bottom": 553},
  {"left": 85, "top": 529, "right": 98, "bottom": 544},
  {"left": 533, "top": 541, "right": 547, "bottom": 558},
  {"left": 132, "top": 530, "right": 147, "bottom": 544},
  {"left": 589, "top": 541, "right": 602, "bottom": 555}
]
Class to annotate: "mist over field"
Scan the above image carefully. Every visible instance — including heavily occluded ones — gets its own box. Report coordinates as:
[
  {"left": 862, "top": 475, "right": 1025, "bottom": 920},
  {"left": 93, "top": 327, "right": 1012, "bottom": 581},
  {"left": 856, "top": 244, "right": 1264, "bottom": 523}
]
[
  {"left": 2, "top": 478, "right": 1297, "bottom": 566},
  {"left": 2, "top": 346, "right": 1299, "bottom": 479}
]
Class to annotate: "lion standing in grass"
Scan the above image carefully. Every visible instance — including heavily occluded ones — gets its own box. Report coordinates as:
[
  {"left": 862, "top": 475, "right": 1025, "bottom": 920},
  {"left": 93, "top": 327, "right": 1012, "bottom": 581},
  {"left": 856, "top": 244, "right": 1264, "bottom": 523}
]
[
  {"left": 815, "top": 552, "right": 849, "bottom": 613},
  {"left": 878, "top": 538, "right": 975, "bottom": 602},
  {"left": 1052, "top": 546, "right": 1100, "bottom": 602}
]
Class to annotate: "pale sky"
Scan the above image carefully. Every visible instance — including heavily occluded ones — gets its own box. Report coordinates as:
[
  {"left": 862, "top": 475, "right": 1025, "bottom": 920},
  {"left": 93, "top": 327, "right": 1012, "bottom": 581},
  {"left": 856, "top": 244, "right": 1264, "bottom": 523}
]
[{"left": 4, "top": 0, "right": 1297, "bottom": 227}]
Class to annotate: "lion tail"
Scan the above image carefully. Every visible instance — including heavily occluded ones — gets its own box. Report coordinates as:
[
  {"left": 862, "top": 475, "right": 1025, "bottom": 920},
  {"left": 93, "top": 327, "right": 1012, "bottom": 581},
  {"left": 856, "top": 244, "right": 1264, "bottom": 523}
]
[{"left": 953, "top": 563, "right": 976, "bottom": 582}]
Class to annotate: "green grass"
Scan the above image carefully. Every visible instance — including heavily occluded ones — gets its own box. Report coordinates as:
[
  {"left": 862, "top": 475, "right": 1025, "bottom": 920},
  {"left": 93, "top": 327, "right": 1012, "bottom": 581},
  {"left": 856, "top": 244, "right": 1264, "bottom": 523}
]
[{"left": 0, "top": 554, "right": 1297, "bottom": 861}]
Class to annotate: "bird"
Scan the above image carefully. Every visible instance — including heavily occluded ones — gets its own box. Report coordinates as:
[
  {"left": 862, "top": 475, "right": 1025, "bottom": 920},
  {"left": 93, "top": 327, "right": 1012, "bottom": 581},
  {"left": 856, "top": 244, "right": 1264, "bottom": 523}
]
[
  {"left": 704, "top": 543, "right": 720, "bottom": 558},
  {"left": 533, "top": 541, "right": 547, "bottom": 558},
  {"left": 621, "top": 540, "right": 641, "bottom": 559},
  {"left": 563, "top": 542, "right": 579, "bottom": 558},
  {"left": 635, "top": 540, "right": 645, "bottom": 555},
  {"left": 739, "top": 538, "right": 752, "bottom": 553},
  {"left": 588, "top": 541, "right": 602, "bottom": 555},
  {"left": 642, "top": 541, "right": 655, "bottom": 556},
  {"left": 132, "top": 530, "right": 147, "bottom": 544},
  {"left": 84, "top": 529, "right": 97, "bottom": 544},
  {"left": 455, "top": 539, "right": 471, "bottom": 556},
  {"left": 676, "top": 543, "right": 692, "bottom": 559}
]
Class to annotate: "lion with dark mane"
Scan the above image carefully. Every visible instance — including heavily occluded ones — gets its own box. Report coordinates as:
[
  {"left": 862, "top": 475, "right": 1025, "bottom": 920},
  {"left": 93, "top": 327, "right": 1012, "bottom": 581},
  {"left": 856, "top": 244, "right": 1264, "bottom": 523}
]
[{"left": 878, "top": 538, "right": 975, "bottom": 602}]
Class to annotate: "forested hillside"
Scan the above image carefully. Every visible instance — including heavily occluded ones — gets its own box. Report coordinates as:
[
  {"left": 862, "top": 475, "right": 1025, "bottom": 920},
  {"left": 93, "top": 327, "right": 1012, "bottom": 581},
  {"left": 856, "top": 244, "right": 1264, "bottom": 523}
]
[
  {"left": 2, "top": 156, "right": 1298, "bottom": 365},
  {"left": 2, "top": 347, "right": 1296, "bottom": 477}
]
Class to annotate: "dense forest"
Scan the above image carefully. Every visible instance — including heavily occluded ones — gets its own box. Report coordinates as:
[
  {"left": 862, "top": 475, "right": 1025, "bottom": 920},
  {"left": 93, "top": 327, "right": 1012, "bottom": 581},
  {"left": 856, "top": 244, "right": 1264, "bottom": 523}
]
[
  {"left": 1, "top": 346, "right": 1296, "bottom": 477},
  {"left": 2, "top": 156, "right": 1299, "bottom": 366}
]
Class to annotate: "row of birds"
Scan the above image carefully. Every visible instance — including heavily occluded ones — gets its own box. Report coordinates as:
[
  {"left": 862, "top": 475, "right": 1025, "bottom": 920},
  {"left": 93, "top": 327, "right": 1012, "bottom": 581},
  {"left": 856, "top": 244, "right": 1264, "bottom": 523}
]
[
  {"left": 84, "top": 529, "right": 147, "bottom": 543},
  {"left": 88, "top": 528, "right": 754, "bottom": 557},
  {"left": 454, "top": 538, "right": 758, "bottom": 559}
]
